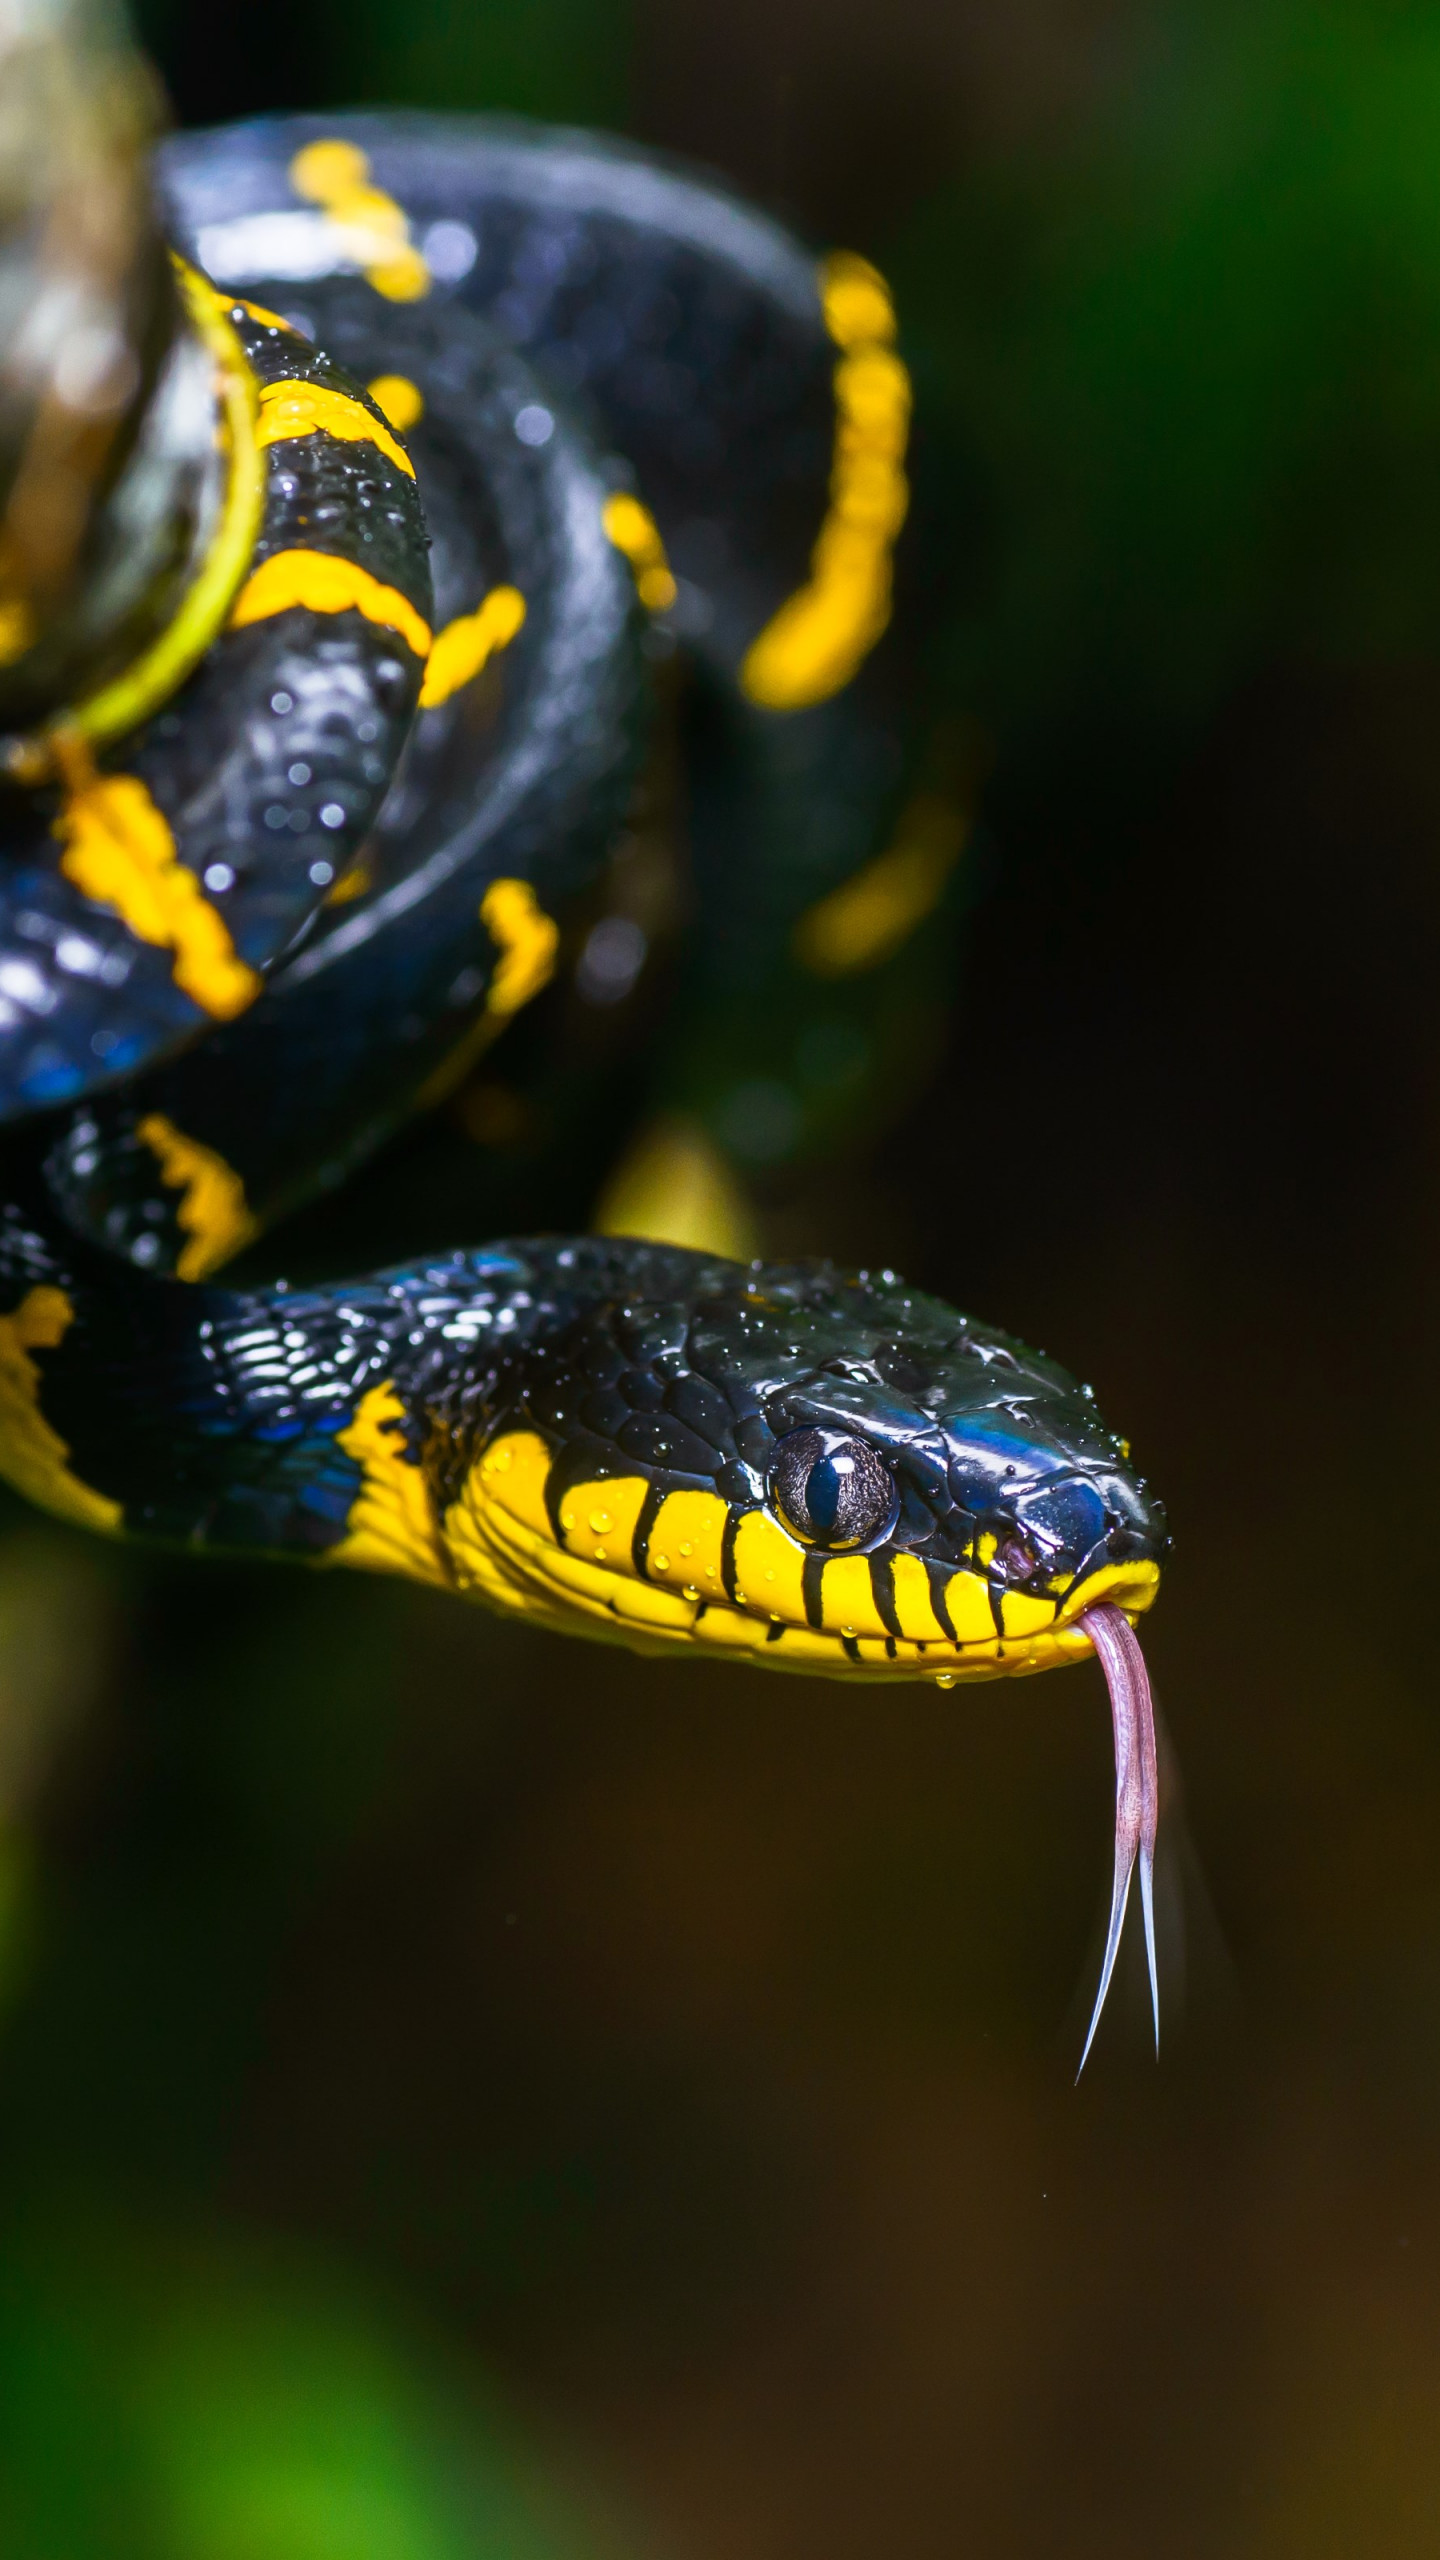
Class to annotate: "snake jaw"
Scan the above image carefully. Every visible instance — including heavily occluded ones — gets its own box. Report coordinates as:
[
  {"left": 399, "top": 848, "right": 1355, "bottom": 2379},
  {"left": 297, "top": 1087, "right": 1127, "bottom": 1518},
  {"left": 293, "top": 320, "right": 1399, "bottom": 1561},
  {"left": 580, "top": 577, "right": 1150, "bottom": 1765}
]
[{"left": 1075, "top": 1601, "right": 1160, "bottom": 2076}]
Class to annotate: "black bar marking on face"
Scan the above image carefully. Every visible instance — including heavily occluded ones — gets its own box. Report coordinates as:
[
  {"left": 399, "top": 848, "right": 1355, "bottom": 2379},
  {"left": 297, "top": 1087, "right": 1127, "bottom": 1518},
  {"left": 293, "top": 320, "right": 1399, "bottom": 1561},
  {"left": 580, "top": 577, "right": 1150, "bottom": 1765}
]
[
  {"left": 802, "top": 1550, "right": 827, "bottom": 1629},
  {"left": 868, "top": 1551, "right": 903, "bottom": 1639},
  {"left": 766, "top": 1620, "right": 786, "bottom": 1642},
  {"left": 841, "top": 1636, "right": 862, "bottom": 1663},
  {"left": 631, "top": 1478, "right": 667, "bottom": 1579},
  {"left": 987, "top": 1573, "right": 1006, "bottom": 1640},
  {"left": 925, "top": 1559, "right": 959, "bottom": 1645},
  {"left": 884, "top": 1635, "right": 897, "bottom": 1659},
  {"left": 720, "top": 1507, "right": 741, "bottom": 1603}
]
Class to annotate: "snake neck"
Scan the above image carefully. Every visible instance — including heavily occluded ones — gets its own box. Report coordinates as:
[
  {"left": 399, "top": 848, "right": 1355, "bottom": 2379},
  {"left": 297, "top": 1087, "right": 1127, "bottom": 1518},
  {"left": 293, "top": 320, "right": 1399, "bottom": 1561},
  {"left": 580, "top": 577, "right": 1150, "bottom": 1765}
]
[{"left": 0, "top": 1216, "right": 723, "bottom": 1563}]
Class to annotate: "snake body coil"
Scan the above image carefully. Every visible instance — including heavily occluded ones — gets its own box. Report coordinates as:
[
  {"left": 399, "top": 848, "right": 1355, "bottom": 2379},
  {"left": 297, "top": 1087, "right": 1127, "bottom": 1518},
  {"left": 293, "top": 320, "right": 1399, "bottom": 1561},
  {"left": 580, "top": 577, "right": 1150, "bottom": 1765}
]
[{"left": 0, "top": 90, "right": 1168, "bottom": 2048}]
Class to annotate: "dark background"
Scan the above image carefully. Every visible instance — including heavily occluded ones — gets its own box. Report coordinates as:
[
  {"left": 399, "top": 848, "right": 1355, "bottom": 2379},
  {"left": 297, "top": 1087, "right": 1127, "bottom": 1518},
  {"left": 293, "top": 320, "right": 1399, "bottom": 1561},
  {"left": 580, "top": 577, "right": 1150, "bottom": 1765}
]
[{"left": 4, "top": 0, "right": 1440, "bottom": 2549}]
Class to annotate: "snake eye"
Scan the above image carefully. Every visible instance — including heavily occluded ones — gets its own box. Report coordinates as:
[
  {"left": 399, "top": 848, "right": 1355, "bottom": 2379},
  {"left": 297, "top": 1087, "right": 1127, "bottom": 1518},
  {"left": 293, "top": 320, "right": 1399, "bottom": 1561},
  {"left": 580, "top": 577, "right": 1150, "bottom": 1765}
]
[{"left": 770, "top": 1428, "right": 897, "bottom": 1551}]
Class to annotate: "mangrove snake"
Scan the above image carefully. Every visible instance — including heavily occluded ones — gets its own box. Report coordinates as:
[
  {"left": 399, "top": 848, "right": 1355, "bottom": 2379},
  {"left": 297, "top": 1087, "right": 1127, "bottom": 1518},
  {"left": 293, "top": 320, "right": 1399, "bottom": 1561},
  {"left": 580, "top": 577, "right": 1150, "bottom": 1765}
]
[{"left": 0, "top": 72, "right": 1169, "bottom": 2064}]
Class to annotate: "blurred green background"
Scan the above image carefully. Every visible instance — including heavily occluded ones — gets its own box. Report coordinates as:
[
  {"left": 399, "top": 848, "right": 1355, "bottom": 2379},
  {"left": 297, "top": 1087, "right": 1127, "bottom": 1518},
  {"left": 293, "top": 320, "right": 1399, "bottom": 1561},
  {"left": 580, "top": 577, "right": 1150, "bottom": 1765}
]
[{"left": 8, "top": 0, "right": 1440, "bottom": 2549}]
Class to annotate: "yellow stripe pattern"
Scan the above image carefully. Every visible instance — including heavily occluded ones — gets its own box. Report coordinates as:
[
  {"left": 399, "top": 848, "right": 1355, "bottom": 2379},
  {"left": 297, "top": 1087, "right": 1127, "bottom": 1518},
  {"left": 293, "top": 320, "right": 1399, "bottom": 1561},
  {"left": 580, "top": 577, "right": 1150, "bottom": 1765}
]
[
  {"left": 135, "top": 1114, "right": 259, "bottom": 1280},
  {"left": 793, "top": 790, "right": 968, "bottom": 976},
  {"left": 418, "top": 586, "right": 526, "bottom": 708},
  {"left": 481, "top": 877, "right": 558, "bottom": 1017},
  {"left": 228, "top": 296, "right": 302, "bottom": 336},
  {"left": 436, "top": 1426, "right": 1160, "bottom": 1682},
  {"left": 602, "top": 493, "right": 677, "bottom": 613},
  {"left": 325, "top": 1383, "right": 448, "bottom": 1584},
  {"left": 740, "top": 250, "right": 911, "bottom": 712},
  {"left": 228, "top": 549, "right": 432, "bottom": 661},
  {"left": 55, "top": 773, "right": 261, "bottom": 1021},
  {"left": 0, "top": 1288, "right": 122, "bottom": 1534},
  {"left": 367, "top": 375, "right": 424, "bottom": 432},
  {"left": 290, "top": 139, "right": 429, "bottom": 303},
  {"left": 412, "top": 876, "right": 559, "bottom": 1109},
  {"left": 257, "top": 378, "right": 417, "bottom": 479}
]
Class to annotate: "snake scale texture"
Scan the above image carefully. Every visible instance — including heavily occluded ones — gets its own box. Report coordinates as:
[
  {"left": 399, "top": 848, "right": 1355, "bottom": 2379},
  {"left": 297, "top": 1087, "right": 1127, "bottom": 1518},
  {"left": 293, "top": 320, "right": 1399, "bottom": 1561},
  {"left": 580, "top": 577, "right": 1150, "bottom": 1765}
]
[{"left": 0, "top": 51, "right": 1169, "bottom": 2055}]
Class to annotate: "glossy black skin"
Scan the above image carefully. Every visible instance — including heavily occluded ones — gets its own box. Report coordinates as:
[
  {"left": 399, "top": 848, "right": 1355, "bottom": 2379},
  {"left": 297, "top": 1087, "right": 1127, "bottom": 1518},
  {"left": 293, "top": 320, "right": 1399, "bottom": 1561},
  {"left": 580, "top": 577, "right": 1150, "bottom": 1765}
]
[
  {"left": 162, "top": 113, "right": 845, "bottom": 663},
  {"left": 0, "top": 115, "right": 1008, "bottom": 1629},
  {"left": 12, "top": 109, "right": 948, "bottom": 1275},
  {"left": 36, "top": 286, "right": 643, "bottom": 1268},
  {"left": 0, "top": 1216, "right": 1167, "bottom": 1605},
  {"left": 0, "top": 306, "right": 430, "bottom": 1117},
  {"left": 154, "top": 115, "right": 946, "bottom": 1194}
]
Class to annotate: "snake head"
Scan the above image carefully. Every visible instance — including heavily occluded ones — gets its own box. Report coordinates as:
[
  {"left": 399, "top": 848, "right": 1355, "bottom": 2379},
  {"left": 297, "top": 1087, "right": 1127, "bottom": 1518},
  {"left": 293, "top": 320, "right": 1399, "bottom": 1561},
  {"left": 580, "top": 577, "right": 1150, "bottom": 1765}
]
[{"left": 429, "top": 1247, "right": 1167, "bottom": 1683}]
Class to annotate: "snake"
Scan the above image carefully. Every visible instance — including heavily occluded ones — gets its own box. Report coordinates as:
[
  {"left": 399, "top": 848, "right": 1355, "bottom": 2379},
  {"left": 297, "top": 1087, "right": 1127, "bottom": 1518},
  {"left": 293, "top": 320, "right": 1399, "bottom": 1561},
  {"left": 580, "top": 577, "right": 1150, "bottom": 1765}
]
[{"left": 0, "top": 29, "right": 1169, "bottom": 2064}]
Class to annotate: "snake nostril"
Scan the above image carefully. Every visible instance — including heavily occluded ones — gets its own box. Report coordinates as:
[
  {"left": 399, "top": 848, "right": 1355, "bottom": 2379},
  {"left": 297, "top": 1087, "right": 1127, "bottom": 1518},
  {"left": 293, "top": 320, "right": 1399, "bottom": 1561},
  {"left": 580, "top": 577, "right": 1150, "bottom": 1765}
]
[{"left": 1107, "top": 1521, "right": 1157, "bottom": 1564}]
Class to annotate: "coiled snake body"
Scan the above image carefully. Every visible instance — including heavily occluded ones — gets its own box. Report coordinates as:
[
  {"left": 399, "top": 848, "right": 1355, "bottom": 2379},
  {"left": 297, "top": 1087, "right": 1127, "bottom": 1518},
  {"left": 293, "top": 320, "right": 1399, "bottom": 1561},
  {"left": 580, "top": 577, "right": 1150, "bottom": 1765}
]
[{"left": 0, "top": 96, "right": 1168, "bottom": 2057}]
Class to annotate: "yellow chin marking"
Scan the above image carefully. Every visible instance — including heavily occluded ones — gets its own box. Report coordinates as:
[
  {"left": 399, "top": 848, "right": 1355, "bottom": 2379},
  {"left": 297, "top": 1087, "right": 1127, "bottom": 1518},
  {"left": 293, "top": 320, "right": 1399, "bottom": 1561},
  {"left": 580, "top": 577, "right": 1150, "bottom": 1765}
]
[
  {"left": 135, "top": 1113, "right": 258, "bottom": 1281},
  {"left": 55, "top": 772, "right": 262, "bottom": 1022},
  {"left": 435, "top": 1427, "right": 1162, "bottom": 1683},
  {"left": 0, "top": 1288, "right": 122, "bottom": 1535},
  {"left": 1001, "top": 1584, "right": 1064, "bottom": 1639},
  {"left": 645, "top": 1487, "right": 730, "bottom": 1598},
  {"left": 229, "top": 550, "right": 432, "bottom": 661},
  {"left": 939, "top": 1558, "right": 1004, "bottom": 1644},
  {"left": 556, "top": 1474, "right": 651, "bottom": 1568},
  {"left": 812, "top": 1550, "right": 891, "bottom": 1640},
  {"left": 325, "top": 1383, "right": 448, "bottom": 1586},
  {"left": 444, "top": 1433, "right": 693, "bottom": 1643},
  {"left": 1054, "top": 1558, "right": 1161, "bottom": 1628},
  {"left": 732, "top": 1507, "right": 806, "bottom": 1622},
  {"left": 889, "top": 1551, "right": 947, "bottom": 1643},
  {"left": 257, "top": 378, "right": 417, "bottom": 480}
]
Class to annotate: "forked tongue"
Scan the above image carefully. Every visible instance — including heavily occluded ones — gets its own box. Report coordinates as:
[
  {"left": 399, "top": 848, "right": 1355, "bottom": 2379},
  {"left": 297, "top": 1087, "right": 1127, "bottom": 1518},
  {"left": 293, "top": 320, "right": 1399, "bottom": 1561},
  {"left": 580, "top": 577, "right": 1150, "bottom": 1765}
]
[{"left": 1076, "top": 1602, "right": 1159, "bottom": 2076}]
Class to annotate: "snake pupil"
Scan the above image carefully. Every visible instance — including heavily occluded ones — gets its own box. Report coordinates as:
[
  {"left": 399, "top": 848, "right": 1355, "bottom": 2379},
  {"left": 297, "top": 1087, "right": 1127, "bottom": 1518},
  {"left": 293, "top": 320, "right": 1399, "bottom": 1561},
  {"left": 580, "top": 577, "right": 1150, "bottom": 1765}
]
[{"left": 806, "top": 1453, "right": 846, "bottom": 1534}]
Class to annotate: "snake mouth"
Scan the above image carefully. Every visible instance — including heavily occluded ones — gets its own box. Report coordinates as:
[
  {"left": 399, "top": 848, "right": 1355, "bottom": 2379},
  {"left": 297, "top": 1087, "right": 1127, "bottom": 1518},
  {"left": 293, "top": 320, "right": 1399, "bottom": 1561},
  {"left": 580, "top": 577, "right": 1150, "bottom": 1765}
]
[
  {"left": 1053, "top": 1558, "right": 1161, "bottom": 1630},
  {"left": 436, "top": 1428, "right": 1162, "bottom": 1684}
]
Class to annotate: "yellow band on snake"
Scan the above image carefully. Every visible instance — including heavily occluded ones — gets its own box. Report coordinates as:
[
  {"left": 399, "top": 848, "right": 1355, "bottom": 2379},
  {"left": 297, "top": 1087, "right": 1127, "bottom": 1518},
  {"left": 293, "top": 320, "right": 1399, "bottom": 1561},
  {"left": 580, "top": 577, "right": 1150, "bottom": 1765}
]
[
  {"left": 228, "top": 549, "right": 433, "bottom": 661},
  {"left": 256, "top": 377, "right": 417, "bottom": 481},
  {"left": 739, "top": 251, "right": 911, "bottom": 713}
]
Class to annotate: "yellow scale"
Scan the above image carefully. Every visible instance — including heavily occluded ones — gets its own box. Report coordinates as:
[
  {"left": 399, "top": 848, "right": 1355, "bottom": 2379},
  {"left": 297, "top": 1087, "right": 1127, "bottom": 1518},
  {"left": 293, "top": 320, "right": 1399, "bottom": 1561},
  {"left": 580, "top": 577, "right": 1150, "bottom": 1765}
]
[{"left": 423, "top": 1424, "right": 1147, "bottom": 1681}]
